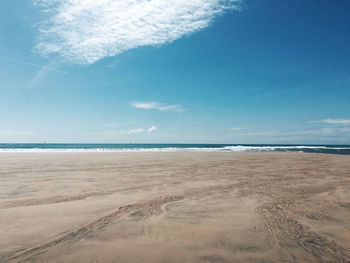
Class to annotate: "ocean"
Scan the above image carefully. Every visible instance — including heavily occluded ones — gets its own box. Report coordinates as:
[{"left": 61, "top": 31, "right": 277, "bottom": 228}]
[{"left": 0, "top": 144, "right": 349, "bottom": 155}]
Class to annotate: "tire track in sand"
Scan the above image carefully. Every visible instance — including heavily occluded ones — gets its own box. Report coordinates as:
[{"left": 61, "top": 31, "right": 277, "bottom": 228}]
[
  {"left": 256, "top": 199, "right": 350, "bottom": 263},
  {"left": 0, "top": 184, "right": 164, "bottom": 209},
  {"left": 4, "top": 195, "right": 183, "bottom": 263}
]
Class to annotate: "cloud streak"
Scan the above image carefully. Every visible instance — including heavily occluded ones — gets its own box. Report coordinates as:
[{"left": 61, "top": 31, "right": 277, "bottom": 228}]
[
  {"left": 310, "top": 119, "right": 350, "bottom": 125},
  {"left": 0, "top": 56, "right": 69, "bottom": 75},
  {"left": 102, "top": 123, "right": 120, "bottom": 127},
  {"left": 128, "top": 128, "right": 145, "bottom": 134},
  {"left": 128, "top": 125, "right": 157, "bottom": 134},
  {"left": 33, "top": 0, "right": 240, "bottom": 64},
  {"left": 130, "top": 102, "right": 185, "bottom": 112},
  {"left": 0, "top": 130, "right": 35, "bottom": 135}
]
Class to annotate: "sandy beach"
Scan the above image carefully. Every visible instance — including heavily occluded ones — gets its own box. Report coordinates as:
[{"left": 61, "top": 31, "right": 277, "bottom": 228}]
[{"left": 1, "top": 152, "right": 350, "bottom": 263}]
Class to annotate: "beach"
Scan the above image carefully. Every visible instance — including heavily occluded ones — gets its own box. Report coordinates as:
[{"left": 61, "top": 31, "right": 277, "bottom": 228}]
[{"left": 1, "top": 152, "right": 350, "bottom": 263}]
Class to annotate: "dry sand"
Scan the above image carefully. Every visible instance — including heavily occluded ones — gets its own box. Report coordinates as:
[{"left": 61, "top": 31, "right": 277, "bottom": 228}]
[{"left": 0, "top": 152, "right": 350, "bottom": 263}]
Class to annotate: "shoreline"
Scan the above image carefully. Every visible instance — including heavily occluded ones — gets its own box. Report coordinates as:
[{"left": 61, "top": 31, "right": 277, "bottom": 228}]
[{"left": 0, "top": 151, "right": 348, "bottom": 156}]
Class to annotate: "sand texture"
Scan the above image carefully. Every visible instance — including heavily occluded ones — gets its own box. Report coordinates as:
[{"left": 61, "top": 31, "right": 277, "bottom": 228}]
[{"left": 1, "top": 152, "right": 350, "bottom": 263}]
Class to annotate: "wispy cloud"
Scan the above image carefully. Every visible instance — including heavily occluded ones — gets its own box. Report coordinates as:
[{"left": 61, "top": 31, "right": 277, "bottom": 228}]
[
  {"left": 128, "top": 128, "right": 145, "bottom": 134},
  {"left": 228, "top": 126, "right": 350, "bottom": 138},
  {"left": 29, "top": 59, "right": 73, "bottom": 87},
  {"left": 101, "top": 121, "right": 136, "bottom": 127},
  {"left": 0, "top": 130, "right": 35, "bottom": 135},
  {"left": 33, "top": 0, "right": 241, "bottom": 64},
  {"left": 128, "top": 125, "right": 157, "bottom": 134},
  {"left": 229, "top": 127, "right": 245, "bottom": 131},
  {"left": 102, "top": 123, "right": 120, "bottom": 127},
  {"left": 0, "top": 56, "right": 69, "bottom": 75},
  {"left": 130, "top": 102, "right": 185, "bottom": 112},
  {"left": 310, "top": 119, "right": 350, "bottom": 125}
]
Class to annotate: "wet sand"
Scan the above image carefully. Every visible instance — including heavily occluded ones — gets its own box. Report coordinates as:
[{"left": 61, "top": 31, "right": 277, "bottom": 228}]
[{"left": 0, "top": 152, "right": 350, "bottom": 263}]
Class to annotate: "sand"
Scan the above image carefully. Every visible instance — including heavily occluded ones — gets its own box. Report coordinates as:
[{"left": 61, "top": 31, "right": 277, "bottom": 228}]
[{"left": 0, "top": 152, "right": 350, "bottom": 263}]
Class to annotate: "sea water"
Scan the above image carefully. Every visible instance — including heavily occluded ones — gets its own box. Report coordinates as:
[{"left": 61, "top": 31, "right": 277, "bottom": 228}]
[{"left": 0, "top": 144, "right": 349, "bottom": 155}]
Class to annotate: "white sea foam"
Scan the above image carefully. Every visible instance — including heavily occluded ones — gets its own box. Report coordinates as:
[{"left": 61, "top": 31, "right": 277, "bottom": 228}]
[
  {"left": 223, "top": 145, "right": 329, "bottom": 151},
  {"left": 0, "top": 145, "right": 349, "bottom": 153}
]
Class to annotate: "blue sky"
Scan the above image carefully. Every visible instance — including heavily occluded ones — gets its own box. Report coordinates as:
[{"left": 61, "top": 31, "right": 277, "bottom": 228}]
[{"left": 0, "top": 0, "right": 350, "bottom": 144}]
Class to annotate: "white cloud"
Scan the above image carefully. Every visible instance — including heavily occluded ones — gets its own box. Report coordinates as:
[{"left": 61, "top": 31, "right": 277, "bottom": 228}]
[
  {"left": 130, "top": 102, "right": 185, "bottom": 112},
  {"left": 148, "top": 125, "right": 157, "bottom": 132},
  {"left": 128, "top": 125, "right": 157, "bottom": 134},
  {"left": 310, "top": 118, "right": 350, "bottom": 125},
  {"left": 128, "top": 128, "right": 145, "bottom": 134},
  {"left": 33, "top": 0, "right": 240, "bottom": 64}
]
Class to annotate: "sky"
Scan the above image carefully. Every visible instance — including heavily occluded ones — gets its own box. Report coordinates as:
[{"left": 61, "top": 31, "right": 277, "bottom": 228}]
[{"left": 0, "top": 0, "right": 350, "bottom": 144}]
